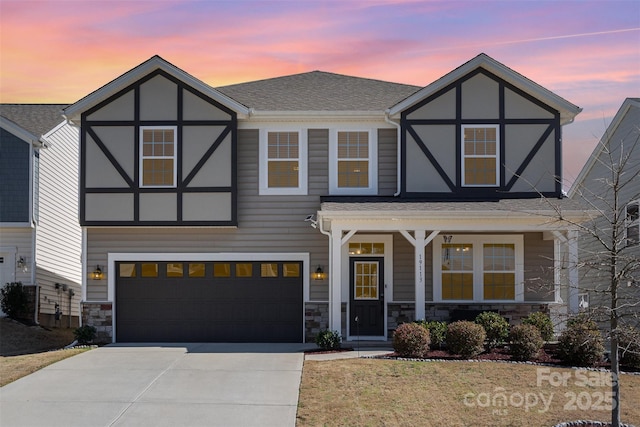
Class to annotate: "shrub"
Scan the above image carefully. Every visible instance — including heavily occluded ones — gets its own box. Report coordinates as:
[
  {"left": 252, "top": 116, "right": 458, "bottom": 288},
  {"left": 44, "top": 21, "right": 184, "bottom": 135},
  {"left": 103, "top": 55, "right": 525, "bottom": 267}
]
[
  {"left": 418, "top": 320, "right": 447, "bottom": 350},
  {"left": 618, "top": 326, "right": 640, "bottom": 369},
  {"left": 475, "top": 311, "right": 509, "bottom": 349},
  {"left": 508, "top": 324, "right": 543, "bottom": 361},
  {"left": 315, "top": 329, "right": 342, "bottom": 350},
  {"left": 393, "top": 323, "right": 431, "bottom": 358},
  {"left": 522, "top": 312, "right": 555, "bottom": 341},
  {"left": 0, "top": 282, "right": 29, "bottom": 320},
  {"left": 447, "top": 321, "right": 486, "bottom": 358},
  {"left": 74, "top": 325, "right": 97, "bottom": 344},
  {"left": 557, "top": 315, "right": 605, "bottom": 367}
]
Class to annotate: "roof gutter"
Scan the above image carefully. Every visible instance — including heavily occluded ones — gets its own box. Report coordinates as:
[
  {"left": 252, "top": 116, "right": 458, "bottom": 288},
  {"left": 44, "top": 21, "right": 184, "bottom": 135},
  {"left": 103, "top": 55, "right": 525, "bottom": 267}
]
[{"left": 384, "top": 110, "right": 402, "bottom": 196}]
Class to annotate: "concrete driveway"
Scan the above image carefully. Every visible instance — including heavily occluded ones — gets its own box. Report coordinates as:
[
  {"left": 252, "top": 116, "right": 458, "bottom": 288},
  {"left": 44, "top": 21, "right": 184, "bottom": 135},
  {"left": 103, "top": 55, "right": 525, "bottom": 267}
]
[{"left": 0, "top": 343, "right": 310, "bottom": 427}]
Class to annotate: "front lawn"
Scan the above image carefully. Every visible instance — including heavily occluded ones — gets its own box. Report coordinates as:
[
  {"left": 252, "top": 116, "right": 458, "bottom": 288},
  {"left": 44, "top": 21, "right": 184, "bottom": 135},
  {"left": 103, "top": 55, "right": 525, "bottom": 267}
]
[{"left": 297, "top": 359, "right": 640, "bottom": 426}]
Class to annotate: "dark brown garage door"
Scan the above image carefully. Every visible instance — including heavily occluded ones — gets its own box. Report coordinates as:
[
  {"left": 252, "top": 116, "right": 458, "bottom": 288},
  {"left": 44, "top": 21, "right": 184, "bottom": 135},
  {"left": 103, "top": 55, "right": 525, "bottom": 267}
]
[{"left": 115, "top": 261, "right": 303, "bottom": 342}]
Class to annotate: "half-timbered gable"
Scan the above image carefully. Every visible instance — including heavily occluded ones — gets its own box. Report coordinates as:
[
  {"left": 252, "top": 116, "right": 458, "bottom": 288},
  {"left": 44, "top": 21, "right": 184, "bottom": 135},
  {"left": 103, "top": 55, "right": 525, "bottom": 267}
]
[
  {"left": 389, "top": 54, "right": 581, "bottom": 200},
  {"left": 65, "top": 56, "right": 249, "bottom": 226}
]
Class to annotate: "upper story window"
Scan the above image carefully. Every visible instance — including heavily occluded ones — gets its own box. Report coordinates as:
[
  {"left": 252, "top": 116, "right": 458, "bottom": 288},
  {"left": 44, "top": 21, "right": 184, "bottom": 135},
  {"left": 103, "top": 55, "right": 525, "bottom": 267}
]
[
  {"left": 462, "top": 125, "right": 499, "bottom": 187},
  {"left": 259, "top": 129, "right": 307, "bottom": 195},
  {"left": 329, "top": 129, "right": 378, "bottom": 195},
  {"left": 626, "top": 200, "right": 639, "bottom": 246},
  {"left": 433, "top": 235, "right": 523, "bottom": 302},
  {"left": 140, "top": 126, "right": 177, "bottom": 188}
]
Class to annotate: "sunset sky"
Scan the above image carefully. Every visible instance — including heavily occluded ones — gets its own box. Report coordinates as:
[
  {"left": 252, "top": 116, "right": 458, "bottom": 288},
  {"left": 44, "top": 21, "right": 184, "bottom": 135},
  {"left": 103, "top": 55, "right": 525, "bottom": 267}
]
[{"left": 1, "top": 0, "right": 638, "bottom": 185}]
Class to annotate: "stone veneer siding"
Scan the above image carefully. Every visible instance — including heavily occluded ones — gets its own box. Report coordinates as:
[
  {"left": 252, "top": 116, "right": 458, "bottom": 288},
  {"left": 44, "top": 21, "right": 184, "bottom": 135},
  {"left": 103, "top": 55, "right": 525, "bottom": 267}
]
[
  {"left": 387, "top": 303, "right": 416, "bottom": 337},
  {"left": 82, "top": 302, "right": 112, "bottom": 343},
  {"left": 424, "top": 303, "right": 550, "bottom": 324},
  {"left": 305, "top": 302, "right": 329, "bottom": 343}
]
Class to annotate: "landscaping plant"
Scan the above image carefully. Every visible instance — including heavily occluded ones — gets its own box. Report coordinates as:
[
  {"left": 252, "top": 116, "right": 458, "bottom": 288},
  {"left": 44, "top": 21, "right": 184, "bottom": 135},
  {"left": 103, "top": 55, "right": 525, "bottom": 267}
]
[
  {"left": 522, "top": 311, "right": 554, "bottom": 341},
  {"left": 0, "top": 282, "right": 29, "bottom": 320},
  {"left": 508, "top": 324, "right": 543, "bottom": 361},
  {"left": 557, "top": 314, "right": 605, "bottom": 367},
  {"left": 618, "top": 326, "right": 640, "bottom": 369},
  {"left": 446, "top": 320, "right": 485, "bottom": 358},
  {"left": 315, "top": 329, "right": 342, "bottom": 350},
  {"left": 475, "top": 311, "right": 509, "bottom": 349},
  {"left": 73, "top": 325, "right": 97, "bottom": 345},
  {"left": 392, "top": 322, "right": 431, "bottom": 358},
  {"left": 418, "top": 320, "right": 447, "bottom": 350}
]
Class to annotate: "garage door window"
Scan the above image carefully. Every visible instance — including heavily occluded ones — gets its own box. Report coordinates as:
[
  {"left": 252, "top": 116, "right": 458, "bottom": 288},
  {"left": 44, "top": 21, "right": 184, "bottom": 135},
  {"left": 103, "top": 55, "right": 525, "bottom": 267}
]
[
  {"left": 213, "top": 263, "right": 231, "bottom": 277},
  {"left": 141, "top": 263, "right": 158, "bottom": 277},
  {"left": 261, "top": 263, "right": 278, "bottom": 277},
  {"left": 283, "top": 263, "right": 300, "bottom": 277},
  {"left": 189, "top": 263, "right": 205, "bottom": 277},
  {"left": 119, "top": 263, "right": 136, "bottom": 277},
  {"left": 167, "top": 263, "right": 183, "bottom": 277},
  {"left": 235, "top": 263, "right": 253, "bottom": 277}
]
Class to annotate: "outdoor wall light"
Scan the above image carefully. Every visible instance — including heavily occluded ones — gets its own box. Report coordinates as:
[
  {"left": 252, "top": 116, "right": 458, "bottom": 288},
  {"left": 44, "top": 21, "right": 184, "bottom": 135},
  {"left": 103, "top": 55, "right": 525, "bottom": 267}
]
[
  {"left": 16, "top": 256, "right": 27, "bottom": 273},
  {"left": 91, "top": 265, "right": 104, "bottom": 280},
  {"left": 313, "top": 265, "right": 326, "bottom": 281}
]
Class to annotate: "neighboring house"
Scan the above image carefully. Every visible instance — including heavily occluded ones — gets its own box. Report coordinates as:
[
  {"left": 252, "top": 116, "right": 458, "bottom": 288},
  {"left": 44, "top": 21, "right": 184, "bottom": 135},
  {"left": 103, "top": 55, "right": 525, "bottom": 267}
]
[
  {"left": 63, "top": 53, "right": 590, "bottom": 343},
  {"left": 569, "top": 98, "right": 640, "bottom": 324},
  {"left": 0, "top": 104, "right": 82, "bottom": 327}
]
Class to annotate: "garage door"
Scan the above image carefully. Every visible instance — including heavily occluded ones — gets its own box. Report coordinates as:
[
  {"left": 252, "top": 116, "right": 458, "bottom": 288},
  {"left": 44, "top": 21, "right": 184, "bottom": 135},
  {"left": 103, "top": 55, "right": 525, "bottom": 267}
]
[{"left": 115, "top": 261, "right": 303, "bottom": 342}]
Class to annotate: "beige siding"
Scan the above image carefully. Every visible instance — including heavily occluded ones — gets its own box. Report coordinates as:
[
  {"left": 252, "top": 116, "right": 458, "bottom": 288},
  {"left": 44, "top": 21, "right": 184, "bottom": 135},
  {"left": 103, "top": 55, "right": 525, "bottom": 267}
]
[
  {"left": 505, "top": 88, "right": 554, "bottom": 119},
  {"left": 378, "top": 128, "right": 397, "bottom": 196},
  {"left": 36, "top": 122, "right": 82, "bottom": 317},
  {"left": 0, "top": 227, "right": 33, "bottom": 284},
  {"left": 392, "top": 233, "right": 414, "bottom": 301},
  {"left": 461, "top": 73, "right": 499, "bottom": 119},
  {"left": 86, "top": 90, "right": 134, "bottom": 121},
  {"left": 86, "top": 128, "right": 330, "bottom": 302},
  {"left": 139, "top": 75, "right": 178, "bottom": 120},
  {"left": 308, "top": 129, "right": 329, "bottom": 195}
]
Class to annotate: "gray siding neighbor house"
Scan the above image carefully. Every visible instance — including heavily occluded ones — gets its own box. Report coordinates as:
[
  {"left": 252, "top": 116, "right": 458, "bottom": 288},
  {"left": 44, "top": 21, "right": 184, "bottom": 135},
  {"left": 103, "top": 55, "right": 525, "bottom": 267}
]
[
  {"left": 0, "top": 104, "right": 82, "bottom": 326},
  {"left": 63, "top": 54, "right": 590, "bottom": 343},
  {"left": 569, "top": 98, "right": 639, "bottom": 325}
]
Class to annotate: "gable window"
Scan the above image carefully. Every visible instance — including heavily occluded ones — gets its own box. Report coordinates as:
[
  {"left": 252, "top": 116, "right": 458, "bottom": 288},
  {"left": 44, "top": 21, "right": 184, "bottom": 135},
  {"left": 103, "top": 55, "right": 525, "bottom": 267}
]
[
  {"left": 140, "top": 126, "right": 177, "bottom": 187},
  {"left": 626, "top": 200, "right": 639, "bottom": 246},
  {"left": 259, "top": 129, "right": 307, "bottom": 195},
  {"left": 434, "top": 235, "right": 523, "bottom": 302},
  {"left": 329, "top": 128, "right": 378, "bottom": 195},
  {"left": 462, "top": 125, "right": 499, "bottom": 186}
]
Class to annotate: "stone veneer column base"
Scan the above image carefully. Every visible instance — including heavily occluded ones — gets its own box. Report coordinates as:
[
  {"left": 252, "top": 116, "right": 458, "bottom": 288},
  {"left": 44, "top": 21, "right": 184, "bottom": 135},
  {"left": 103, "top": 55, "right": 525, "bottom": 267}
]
[
  {"left": 82, "top": 302, "right": 113, "bottom": 343},
  {"left": 304, "top": 302, "right": 329, "bottom": 343}
]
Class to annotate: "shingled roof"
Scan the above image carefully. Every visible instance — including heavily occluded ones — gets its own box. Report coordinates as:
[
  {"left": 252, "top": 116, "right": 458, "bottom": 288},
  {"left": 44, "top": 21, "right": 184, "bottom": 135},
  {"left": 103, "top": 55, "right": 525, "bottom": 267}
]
[
  {"left": 0, "top": 104, "right": 68, "bottom": 137},
  {"left": 216, "top": 71, "right": 421, "bottom": 112}
]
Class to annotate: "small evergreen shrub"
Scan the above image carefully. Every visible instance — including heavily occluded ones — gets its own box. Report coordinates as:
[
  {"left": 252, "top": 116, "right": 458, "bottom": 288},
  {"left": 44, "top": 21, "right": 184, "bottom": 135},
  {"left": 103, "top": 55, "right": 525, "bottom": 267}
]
[
  {"left": 315, "top": 329, "right": 342, "bottom": 350},
  {"left": 618, "top": 326, "right": 640, "bottom": 369},
  {"left": 522, "top": 312, "right": 554, "bottom": 341},
  {"left": 447, "top": 321, "right": 486, "bottom": 358},
  {"left": 393, "top": 322, "right": 431, "bottom": 358},
  {"left": 557, "top": 314, "right": 605, "bottom": 367},
  {"left": 0, "top": 282, "right": 29, "bottom": 320},
  {"left": 74, "top": 325, "right": 97, "bottom": 344},
  {"left": 508, "top": 324, "right": 543, "bottom": 361},
  {"left": 419, "top": 320, "right": 447, "bottom": 350},
  {"left": 475, "top": 311, "right": 509, "bottom": 349}
]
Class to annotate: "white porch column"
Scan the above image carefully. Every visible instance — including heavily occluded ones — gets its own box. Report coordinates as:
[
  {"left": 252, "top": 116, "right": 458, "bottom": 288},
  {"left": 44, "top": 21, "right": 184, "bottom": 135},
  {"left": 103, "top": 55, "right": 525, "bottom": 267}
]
[
  {"left": 330, "top": 227, "right": 343, "bottom": 334},
  {"left": 567, "top": 230, "right": 580, "bottom": 313},
  {"left": 414, "top": 230, "right": 426, "bottom": 320}
]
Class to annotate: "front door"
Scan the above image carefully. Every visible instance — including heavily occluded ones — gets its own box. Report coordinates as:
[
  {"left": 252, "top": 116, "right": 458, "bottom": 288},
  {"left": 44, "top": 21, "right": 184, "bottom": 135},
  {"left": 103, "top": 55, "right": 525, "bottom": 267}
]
[{"left": 349, "top": 257, "right": 384, "bottom": 336}]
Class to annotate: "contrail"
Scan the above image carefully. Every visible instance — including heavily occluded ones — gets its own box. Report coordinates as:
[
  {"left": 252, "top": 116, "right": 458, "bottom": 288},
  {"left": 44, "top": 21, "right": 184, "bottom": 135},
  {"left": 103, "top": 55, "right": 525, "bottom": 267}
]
[{"left": 488, "top": 27, "right": 640, "bottom": 46}]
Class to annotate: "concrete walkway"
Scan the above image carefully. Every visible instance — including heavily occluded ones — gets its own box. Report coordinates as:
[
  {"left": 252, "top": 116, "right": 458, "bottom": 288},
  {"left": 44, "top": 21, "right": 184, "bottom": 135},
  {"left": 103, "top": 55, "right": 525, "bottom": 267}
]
[{"left": 0, "top": 343, "right": 310, "bottom": 427}]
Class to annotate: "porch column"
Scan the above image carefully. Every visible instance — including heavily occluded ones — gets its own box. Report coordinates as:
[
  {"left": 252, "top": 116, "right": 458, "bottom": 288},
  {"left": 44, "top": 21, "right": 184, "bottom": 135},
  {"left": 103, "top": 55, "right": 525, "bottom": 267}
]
[
  {"left": 329, "top": 227, "right": 343, "bottom": 334},
  {"left": 567, "top": 230, "right": 580, "bottom": 313},
  {"left": 399, "top": 230, "right": 439, "bottom": 321}
]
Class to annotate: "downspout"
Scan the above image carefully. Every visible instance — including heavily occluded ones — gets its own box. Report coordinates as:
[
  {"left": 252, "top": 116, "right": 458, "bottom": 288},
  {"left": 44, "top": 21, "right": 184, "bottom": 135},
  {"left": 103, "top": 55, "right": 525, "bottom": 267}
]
[
  {"left": 384, "top": 111, "right": 402, "bottom": 196},
  {"left": 317, "top": 214, "right": 333, "bottom": 329}
]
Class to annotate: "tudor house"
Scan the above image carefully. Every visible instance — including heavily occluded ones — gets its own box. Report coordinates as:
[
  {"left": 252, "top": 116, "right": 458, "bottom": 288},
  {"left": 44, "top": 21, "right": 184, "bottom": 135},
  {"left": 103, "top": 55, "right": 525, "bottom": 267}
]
[
  {"left": 1, "top": 104, "right": 82, "bottom": 326},
  {"left": 63, "top": 54, "right": 590, "bottom": 343}
]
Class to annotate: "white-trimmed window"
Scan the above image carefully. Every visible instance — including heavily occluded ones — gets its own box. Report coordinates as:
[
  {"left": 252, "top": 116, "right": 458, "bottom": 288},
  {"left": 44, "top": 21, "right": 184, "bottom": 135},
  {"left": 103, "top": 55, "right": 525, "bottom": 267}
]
[
  {"left": 462, "top": 125, "right": 499, "bottom": 186},
  {"left": 433, "top": 235, "right": 524, "bottom": 302},
  {"left": 259, "top": 129, "right": 307, "bottom": 195},
  {"left": 329, "top": 129, "right": 377, "bottom": 195},
  {"left": 626, "top": 200, "right": 639, "bottom": 246},
  {"left": 140, "top": 126, "right": 177, "bottom": 188}
]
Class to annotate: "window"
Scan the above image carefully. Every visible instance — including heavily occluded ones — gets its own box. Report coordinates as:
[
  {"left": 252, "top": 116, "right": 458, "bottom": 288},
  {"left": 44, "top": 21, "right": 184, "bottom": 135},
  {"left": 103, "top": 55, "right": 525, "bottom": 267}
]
[
  {"left": 189, "top": 263, "right": 206, "bottom": 278},
  {"left": 140, "top": 126, "right": 177, "bottom": 187},
  {"left": 261, "top": 263, "right": 278, "bottom": 277},
  {"left": 283, "top": 263, "right": 300, "bottom": 277},
  {"left": 462, "top": 125, "right": 499, "bottom": 186},
  {"left": 141, "top": 263, "right": 158, "bottom": 278},
  {"left": 626, "top": 200, "right": 639, "bottom": 246},
  {"left": 329, "top": 128, "right": 378, "bottom": 195},
  {"left": 259, "top": 129, "right": 307, "bottom": 195},
  {"left": 213, "top": 263, "right": 231, "bottom": 277},
  {"left": 434, "top": 235, "right": 523, "bottom": 302},
  {"left": 235, "top": 263, "right": 253, "bottom": 277},
  {"left": 166, "top": 263, "right": 183, "bottom": 278},
  {"left": 354, "top": 261, "right": 378, "bottom": 300},
  {"left": 119, "top": 263, "right": 136, "bottom": 277}
]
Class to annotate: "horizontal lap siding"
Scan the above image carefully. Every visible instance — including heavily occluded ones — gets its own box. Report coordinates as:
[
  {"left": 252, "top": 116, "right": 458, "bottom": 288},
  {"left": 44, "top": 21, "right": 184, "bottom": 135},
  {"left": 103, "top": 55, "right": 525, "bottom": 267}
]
[
  {"left": 393, "top": 233, "right": 414, "bottom": 301},
  {"left": 378, "top": 128, "right": 397, "bottom": 196},
  {"left": 523, "top": 233, "right": 555, "bottom": 301},
  {"left": 86, "top": 128, "right": 330, "bottom": 302}
]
